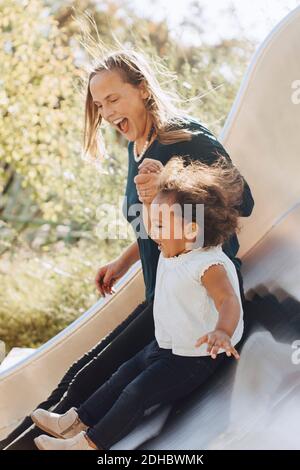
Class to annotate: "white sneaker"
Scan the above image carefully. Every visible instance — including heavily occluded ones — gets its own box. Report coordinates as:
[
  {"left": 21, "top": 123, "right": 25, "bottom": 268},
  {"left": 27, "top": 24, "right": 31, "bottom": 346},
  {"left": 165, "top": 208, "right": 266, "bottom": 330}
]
[
  {"left": 31, "top": 407, "right": 87, "bottom": 439},
  {"left": 34, "top": 430, "right": 95, "bottom": 450}
]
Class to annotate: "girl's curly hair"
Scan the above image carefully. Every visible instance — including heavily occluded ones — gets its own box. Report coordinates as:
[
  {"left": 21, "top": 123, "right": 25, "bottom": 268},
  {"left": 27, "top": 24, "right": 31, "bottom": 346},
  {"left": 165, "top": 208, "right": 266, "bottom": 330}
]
[{"left": 157, "top": 154, "right": 245, "bottom": 248}]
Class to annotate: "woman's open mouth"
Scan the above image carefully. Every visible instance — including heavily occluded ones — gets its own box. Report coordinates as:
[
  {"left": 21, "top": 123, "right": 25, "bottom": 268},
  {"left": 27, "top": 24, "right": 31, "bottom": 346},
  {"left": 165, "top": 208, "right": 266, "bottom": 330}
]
[{"left": 114, "top": 118, "right": 129, "bottom": 134}]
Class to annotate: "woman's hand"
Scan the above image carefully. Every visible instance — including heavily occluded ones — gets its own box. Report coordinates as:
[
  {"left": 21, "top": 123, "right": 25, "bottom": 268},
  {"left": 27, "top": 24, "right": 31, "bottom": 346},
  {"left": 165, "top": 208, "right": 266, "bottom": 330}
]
[
  {"left": 134, "top": 158, "right": 164, "bottom": 204},
  {"left": 134, "top": 173, "right": 161, "bottom": 204},
  {"left": 195, "top": 329, "right": 240, "bottom": 360},
  {"left": 138, "top": 158, "right": 164, "bottom": 175},
  {"left": 95, "top": 258, "right": 128, "bottom": 297}
]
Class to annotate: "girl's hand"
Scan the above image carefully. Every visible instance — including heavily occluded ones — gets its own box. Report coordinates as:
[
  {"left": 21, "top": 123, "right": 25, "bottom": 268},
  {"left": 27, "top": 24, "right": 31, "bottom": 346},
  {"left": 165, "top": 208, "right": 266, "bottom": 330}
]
[
  {"left": 138, "top": 158, "right": 164, "bottom": 175},
  {"left": 195, "top": 329, "right": 240, "bottom": 360}
]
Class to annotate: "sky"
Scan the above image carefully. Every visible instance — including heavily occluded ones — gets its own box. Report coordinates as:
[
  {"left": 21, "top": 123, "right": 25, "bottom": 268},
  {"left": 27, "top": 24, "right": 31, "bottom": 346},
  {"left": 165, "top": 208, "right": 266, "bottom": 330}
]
[{"left": 128, "top": 0, "right": 300, "bottom": 45}]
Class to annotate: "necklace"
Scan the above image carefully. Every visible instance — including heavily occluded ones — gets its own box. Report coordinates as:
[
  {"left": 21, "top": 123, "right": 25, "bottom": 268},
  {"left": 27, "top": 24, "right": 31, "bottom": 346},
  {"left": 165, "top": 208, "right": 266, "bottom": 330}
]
[{"left": 133, "top": 126, "right": 155, "bottom": 163}]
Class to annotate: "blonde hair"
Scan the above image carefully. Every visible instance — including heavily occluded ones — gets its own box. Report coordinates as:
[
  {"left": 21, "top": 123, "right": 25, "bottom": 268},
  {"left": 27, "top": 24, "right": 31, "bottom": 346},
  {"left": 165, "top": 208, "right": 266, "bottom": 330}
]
[
  {"left": 83, "top": 49, "right": 197, "bottom": 160},
  {"left": 158, "top": 155, "right": 245, "bottom": 248}
]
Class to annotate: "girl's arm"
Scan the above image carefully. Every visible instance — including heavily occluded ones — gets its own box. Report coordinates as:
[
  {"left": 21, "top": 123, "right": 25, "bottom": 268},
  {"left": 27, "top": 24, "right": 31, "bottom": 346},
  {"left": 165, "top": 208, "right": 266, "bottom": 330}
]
[{"left": 195, "top": 264, "right": 241, "bottom": 360}]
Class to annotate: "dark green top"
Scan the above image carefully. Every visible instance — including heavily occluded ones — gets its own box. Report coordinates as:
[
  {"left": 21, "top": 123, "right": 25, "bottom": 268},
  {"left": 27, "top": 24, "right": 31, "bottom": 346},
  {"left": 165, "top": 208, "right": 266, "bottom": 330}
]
[{"left": 123, "top": 116, "right": 254, "bottom": 303}]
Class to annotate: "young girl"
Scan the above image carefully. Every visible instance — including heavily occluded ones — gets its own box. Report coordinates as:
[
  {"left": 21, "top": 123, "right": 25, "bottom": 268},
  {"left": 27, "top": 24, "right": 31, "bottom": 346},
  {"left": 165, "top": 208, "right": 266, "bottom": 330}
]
[{"left": 32, "top": 156, "right": 244, "bottom": 450}]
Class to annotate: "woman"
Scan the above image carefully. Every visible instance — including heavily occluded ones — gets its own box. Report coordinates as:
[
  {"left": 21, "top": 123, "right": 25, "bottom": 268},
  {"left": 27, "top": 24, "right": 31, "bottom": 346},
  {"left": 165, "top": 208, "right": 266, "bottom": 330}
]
[{"left": 1, "top": 50, "right": 254, "bottom": 450}]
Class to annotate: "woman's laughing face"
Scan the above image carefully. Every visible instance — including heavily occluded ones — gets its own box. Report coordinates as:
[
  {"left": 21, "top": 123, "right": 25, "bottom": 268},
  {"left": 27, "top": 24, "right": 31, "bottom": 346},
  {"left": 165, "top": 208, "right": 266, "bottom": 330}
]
[{"left": 89, "top": 69, "right": 152, "bottom": 143}]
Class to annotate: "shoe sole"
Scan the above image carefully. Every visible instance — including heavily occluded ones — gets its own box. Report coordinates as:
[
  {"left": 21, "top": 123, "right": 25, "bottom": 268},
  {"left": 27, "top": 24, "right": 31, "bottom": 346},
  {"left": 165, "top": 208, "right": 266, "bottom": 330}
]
[
  {"left": 34, "top": 437, "right": 47, "bottom": 450},
  {"left": 31, "top": 413, "right": 65, "bottom": 439}
]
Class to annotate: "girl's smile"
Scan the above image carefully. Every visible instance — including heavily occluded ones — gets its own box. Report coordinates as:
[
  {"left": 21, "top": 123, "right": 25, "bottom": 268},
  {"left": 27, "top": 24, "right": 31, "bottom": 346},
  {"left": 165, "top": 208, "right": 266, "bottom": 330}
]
[{"left": 150, "top": 194, "right": 200, "bottom": 258}]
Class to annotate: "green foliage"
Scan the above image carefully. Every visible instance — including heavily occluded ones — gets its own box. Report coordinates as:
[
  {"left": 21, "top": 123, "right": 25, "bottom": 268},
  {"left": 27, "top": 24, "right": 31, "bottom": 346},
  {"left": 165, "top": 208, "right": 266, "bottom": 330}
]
[
  {"left": 0, "top": 238, "right": 129, "bottom": 351},
  {"left": 0, "top": 0, "right": 254, "bottom": 351}
]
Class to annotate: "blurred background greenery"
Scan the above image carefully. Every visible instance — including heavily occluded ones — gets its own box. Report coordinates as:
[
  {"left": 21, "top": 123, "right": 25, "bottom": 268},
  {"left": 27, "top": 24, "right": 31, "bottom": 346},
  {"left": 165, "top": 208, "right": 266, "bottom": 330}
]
[{"left": 0, "top": 0, "right": 257, "bottom": 351}]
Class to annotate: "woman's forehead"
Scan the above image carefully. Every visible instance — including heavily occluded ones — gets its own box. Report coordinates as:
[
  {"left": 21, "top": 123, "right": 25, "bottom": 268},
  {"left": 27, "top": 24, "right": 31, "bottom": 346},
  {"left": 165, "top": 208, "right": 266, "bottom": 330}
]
[{"left": 89, "top": 70, "right": 124, "bottom": 96}]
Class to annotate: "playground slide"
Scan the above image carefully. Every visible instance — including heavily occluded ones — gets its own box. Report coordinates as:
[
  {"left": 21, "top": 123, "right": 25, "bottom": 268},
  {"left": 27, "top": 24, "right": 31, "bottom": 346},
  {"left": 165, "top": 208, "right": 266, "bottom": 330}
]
[{"left": 1, "top": 6, "right": 300, "bottom": 449}]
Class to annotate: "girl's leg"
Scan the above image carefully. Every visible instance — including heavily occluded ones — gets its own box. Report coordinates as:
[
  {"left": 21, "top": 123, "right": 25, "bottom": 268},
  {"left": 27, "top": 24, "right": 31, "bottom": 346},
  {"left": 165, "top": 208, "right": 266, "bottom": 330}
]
[
  {"left": 85, "top": 349, "right": 229, "bottom": 450},
  {"left": 3, "top": 300, "right": 154, "bottom": 450}
]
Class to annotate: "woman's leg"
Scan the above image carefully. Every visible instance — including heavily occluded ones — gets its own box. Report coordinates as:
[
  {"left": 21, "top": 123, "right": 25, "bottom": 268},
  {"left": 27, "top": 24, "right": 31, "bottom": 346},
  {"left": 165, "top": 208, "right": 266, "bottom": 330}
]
[
  {"left": 3, "top": 300, "right": 154, "bottom": 450},
  {"left": 53, "top": 301, "right": 154, "bottom": 409},
  {"left": 77, "top": 341, "right": 153, "bottom": 427}
]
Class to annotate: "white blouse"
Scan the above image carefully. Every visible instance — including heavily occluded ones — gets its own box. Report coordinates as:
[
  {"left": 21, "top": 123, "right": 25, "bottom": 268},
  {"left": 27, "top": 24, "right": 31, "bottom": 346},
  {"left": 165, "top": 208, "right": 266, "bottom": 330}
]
[{"left": 153, "top": 244, "right": 244, "bottom": 356}]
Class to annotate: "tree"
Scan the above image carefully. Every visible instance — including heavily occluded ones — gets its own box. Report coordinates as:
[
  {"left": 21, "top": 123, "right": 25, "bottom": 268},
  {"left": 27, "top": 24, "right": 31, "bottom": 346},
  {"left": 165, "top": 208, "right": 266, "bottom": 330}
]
[{"left": 0, "top": 0, "right": 254, "bottom": 349}]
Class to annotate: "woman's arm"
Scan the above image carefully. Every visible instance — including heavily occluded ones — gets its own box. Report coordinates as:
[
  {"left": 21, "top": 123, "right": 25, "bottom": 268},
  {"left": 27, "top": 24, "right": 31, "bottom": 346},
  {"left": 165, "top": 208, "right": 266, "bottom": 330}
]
[
  {"left": 119, "top": 240, "right": 140, "bottom": 267},
  {"left": 139, "top": 202, "right": 152, "bottom": 240},
  {"left": 95, "top": 241, "right": 140, "bottom": 296},
  {"left": 235, "top": 176, "right": 254, "bottom": 217},
  {"left": 204, "top": 146, "right": 254, "bottom": 218},
  {"left": 135, "top": 158, "right": 164, "bottom": 236},
  {"left": 180, "top": 128, "right": 255, "bottom": 218}
]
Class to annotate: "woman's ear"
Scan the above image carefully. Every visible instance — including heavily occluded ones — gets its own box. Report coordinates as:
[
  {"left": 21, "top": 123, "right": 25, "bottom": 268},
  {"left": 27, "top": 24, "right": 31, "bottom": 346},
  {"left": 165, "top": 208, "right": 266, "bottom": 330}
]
[{"left": 138, "top": 81, "right": 149, "bottom": 100}]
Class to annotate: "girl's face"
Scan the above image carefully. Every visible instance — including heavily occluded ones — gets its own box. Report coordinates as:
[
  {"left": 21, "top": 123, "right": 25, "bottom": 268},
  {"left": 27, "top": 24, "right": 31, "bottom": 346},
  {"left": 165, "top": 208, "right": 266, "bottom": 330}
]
[
  {"left": 150, "top": 195, "right": 199, "bottom": 258},
  {"left": 89, "top": 69, "right": 152, "bottom": 142}
]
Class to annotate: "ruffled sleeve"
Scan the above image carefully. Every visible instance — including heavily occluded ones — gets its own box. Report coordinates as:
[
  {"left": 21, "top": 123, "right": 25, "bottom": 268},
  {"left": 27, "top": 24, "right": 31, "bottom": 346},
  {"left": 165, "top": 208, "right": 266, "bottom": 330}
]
[{"left": 197, "top": 260, "right": 227, "bottom": 286}]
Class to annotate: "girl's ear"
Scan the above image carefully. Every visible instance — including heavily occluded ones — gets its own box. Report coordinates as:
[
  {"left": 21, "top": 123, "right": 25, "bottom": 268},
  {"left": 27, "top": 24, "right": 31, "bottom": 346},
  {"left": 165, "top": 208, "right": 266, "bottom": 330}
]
[
  {"left": 184, "top": 222, "right": 200, "bottom": 241},
  {"left": 184, "top": 222, "right": 202, "bottom": 250}
]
